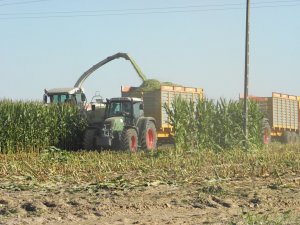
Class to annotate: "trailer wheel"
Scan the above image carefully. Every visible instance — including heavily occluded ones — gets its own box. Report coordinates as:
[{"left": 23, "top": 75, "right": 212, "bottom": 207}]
[
  {"left": 83, "top": 128, "right": 96, "bottom": 150},
  {"left": 141, "top": 120, "right": 157, "bottom": 151},
  {"left": 121, "top": 128, "right": 138, "bottom": 152}
]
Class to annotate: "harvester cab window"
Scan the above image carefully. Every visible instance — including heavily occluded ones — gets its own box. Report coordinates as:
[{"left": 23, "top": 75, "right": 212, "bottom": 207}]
[
  {"left": 52, "top": 95, "right": 59, "bottom": 104},
  {"left": 75, "top": 94, "right": 82, "bottom": 104},
  {"left": 61, "top": 95, "right": 69, "bottom": 103},
  {"left": 51, "top": 94, "right": 71, "bottom": 104}
]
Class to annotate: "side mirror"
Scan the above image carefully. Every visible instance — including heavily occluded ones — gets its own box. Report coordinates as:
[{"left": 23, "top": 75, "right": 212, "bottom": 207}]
[{"left": 43, "top": 94, "right": 47, "bottom": 104}]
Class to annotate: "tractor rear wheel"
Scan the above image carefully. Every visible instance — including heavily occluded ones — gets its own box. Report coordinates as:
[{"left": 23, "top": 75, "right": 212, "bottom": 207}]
[
  {"left": 121, "top": 128, "right": 138, "bottom": 152},
  {"left": 83, "top": 128, "right": 96, "bottom": 150},
  {"left": 141, "top": 120, "right": 157, "bottom": 151}
]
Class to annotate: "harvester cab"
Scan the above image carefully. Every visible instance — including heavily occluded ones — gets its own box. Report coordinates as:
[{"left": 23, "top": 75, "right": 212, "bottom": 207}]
[
  {"left": 84, "top": 97, "right": 157, "bottom": 152},
  {"left": 43, "top": 87, "right": 86, "bottom": 106}
]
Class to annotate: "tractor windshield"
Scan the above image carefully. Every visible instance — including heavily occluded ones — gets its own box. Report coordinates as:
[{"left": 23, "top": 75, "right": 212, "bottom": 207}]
[{"left": 107, "top": 101, "right": 131, "bottom": 117}]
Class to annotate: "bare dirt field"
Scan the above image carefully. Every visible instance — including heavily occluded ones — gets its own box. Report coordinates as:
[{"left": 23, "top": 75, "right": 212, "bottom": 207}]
[{"left": 1, "top": 175, "right": 300, "bottom": 225}]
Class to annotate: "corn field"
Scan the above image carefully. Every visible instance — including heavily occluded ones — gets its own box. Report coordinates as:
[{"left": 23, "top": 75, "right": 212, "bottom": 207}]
[
  {"left": 165, "top": 97, "right": 264, "bottom": 151},
  {"left": 0, "top": 100, "right": 86, "bottom": 153},
  {"left": 0, "top": 97, "right": 264, "bottom": 153}
]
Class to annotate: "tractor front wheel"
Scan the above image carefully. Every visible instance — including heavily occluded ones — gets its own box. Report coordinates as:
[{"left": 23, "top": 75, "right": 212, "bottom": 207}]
[
  {"left": 141, "top": 120, "right": 157, "bottom": 151},
  {"left": 121, "top": 128, "right": 138, "bottom": 152}
]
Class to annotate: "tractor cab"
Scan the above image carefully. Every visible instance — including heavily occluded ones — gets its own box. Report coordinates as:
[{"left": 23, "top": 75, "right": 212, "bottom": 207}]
[
  {"left": 43, "top": 87, "right": 86, "bottom": 106},
  {"left": 105, "top": 97, "right": 144, "bottom": 125}
]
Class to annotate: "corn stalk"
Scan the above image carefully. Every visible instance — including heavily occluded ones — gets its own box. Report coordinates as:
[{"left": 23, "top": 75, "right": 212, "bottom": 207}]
[
  {"left": 165, "top": 97, "right": 264, "bottom": 151},
  {"left": 0, "top": 100, "right": 87, "bottom": 153}
]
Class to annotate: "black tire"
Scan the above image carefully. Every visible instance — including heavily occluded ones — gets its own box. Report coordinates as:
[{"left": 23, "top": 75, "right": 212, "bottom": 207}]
[
  {"left": 120, "top": 128, "right": 138, "bottom": 152},
  {"left": 140, "top": 120, "right": 157, "bottom": 151},
  {"left": 83, "top": 129, "right": 96, "bottom": 150}
]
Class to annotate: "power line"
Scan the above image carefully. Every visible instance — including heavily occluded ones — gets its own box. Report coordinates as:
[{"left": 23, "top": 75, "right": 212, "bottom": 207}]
[
  {"left": 1, "top": 0, "right": 300, "bottom": 12},
  {"left": 0, "top": 0, "right": 52, "bottom": 7},
  {"left": 0, "top": 0, "right": 299, "bottom": 8},
  {"left": 0, "top": 3, "right": 245, "bottom": 15},
  {"left": 0, "top": 1, "right": 299, "bottom": 20}
]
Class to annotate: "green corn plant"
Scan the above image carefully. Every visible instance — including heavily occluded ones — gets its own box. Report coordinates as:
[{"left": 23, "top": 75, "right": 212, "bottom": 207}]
[
  {"left": 164, "top": 96, "right": 188, "bottom": 152},
  {"left": 165, "top": 96, "right": 264, "bottom": 152},
  {"left": 0, "top": 100, "right": 87, "bottom": 153},
  {"left": 195, "top": 98, "right": 218, "bottom": 150}
]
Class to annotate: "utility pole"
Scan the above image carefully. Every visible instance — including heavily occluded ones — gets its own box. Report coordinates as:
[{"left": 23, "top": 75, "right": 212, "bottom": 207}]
[{"left": 243, "top": 0, "right": 250, "bottom": 148}]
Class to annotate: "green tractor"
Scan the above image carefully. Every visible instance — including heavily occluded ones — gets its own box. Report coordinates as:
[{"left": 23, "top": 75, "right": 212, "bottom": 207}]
[{"left": 84, "top": 97, "right": 157, "bottom": 151}]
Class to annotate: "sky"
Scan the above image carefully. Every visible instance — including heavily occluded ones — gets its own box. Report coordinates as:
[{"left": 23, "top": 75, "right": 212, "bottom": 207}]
[{"left": 1, "top": 0, "right": 299, "bottom": 102}]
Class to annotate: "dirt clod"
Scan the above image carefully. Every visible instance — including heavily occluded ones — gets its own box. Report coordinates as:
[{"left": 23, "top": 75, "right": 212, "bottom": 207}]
[
  {"left": 0, "top": 200, "right": 8, "bottom": 205},
  {"left": 21, "top": 202, "right": 37, "bottom": 212},
  {"left": 43, "top": 201, "right": 57, "bottom": 208}
]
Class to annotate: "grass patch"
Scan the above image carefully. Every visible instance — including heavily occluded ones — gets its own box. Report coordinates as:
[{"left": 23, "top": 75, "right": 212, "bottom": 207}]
[{"left": 236, "top": 210, "right": 293, "bottom": 225}]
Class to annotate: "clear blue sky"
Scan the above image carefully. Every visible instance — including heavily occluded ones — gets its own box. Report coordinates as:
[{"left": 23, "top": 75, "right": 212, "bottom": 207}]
[{"left": 1, "top": 0, "right": 299, "bottom": 101}]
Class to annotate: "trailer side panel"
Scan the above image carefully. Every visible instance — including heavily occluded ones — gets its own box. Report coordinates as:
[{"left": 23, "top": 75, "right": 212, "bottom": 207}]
[{"left": 272, "top": 93, "right": 299, "bottom": 132}]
